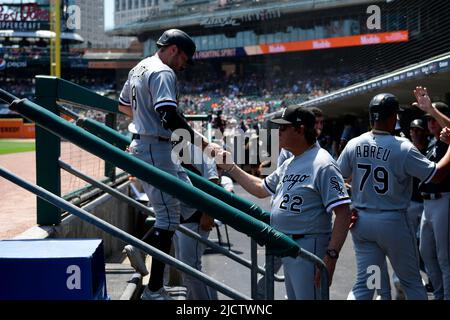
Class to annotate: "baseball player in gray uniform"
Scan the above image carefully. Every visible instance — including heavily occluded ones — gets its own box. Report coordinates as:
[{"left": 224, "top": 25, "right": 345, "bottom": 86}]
[
  {"left": 173, "top": 142, "right": 219, "bottom": 300},
  {"left": 338, "top": 93, "right": 450, "bottom": 300},
  {"left": 218, "top": 105, "right": 352, "bottom": 300},
  {"left": 414, "top": 87, "right": 450, "bottom": 300},
  {"left": 256, "top": 106, "right": 325, "bottom": 298},
  {"left": 118, "top": 29, "right": 220, "bottom": 300}
]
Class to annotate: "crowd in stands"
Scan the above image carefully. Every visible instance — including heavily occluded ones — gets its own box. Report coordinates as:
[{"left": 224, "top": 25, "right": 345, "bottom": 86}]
[
  {"left": 0, "top": 77, "right": 35, "bottom": 101},
  {"left": 180, "top": 68, "right": 365, "bottom": 99},
  {"left": 0, "top": 67, "right": 367, "bottom": 149},
  {"left": 1, "top": 47, "right": 82, "bottom": 62},
  {"left": 177, "top": 67, "right": 367, "bottom": 123},
  {"left": 67, "top": 76, "right": 116, "bottom": 94},
  {"left": 0, "top": 75, "right": 114, "bottom": 102}
]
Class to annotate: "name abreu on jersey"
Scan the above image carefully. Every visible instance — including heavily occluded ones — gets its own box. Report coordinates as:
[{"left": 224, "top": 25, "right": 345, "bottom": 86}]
[{"left": 356, "top": 144, "right": 391, "bottom": 162}]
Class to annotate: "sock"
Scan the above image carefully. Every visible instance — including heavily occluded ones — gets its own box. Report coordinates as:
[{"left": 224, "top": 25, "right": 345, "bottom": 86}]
[{"left": 143, "top": 227, "right": 174, "bottom": 292}]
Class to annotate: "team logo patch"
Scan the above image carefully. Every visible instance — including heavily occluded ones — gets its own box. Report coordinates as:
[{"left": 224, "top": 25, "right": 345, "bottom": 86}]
[{"left": 330, "top": 176, "right": 345, "bottom": 196}]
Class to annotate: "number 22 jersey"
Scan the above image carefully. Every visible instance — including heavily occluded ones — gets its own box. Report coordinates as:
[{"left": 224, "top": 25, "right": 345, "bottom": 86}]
[{"left": 264, "top": 145, "right": 351, "bottom": 235}]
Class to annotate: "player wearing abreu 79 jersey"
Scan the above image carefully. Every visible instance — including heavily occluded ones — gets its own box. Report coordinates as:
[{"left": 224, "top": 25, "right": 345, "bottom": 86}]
[
  {"left": 338, "top": 132, "right": 435, "bottom": 211},
  {"left": 337, "top": 93, "right": 450, "bottom": 300}
]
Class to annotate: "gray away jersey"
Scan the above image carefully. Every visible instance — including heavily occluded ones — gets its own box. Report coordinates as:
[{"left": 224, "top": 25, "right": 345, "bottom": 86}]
[
  {"left": 119, "top": 55, "right": 178, "bottom": 138},
  {"left": 277, "top": 141, "right": 321, "bottom": 168},
  {"left": 337, "top": 131, "right": 437, "bottom": 211},
  {"left": 264, "top": 145, "right": 351, "bottom": 235}
]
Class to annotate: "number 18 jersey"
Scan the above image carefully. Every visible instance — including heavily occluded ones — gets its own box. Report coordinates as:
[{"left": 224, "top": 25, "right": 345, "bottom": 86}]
[{"left": 337, "top": 131, "right": 436, "bottom": 211}]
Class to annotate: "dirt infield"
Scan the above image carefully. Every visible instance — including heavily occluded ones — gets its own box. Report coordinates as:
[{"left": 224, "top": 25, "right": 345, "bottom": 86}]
[
  {"left": 0, "top": 142, "right": 110, "bottom": 239},
  {"left": 0, "top": 151, "right": 37, "bottom": 239}
]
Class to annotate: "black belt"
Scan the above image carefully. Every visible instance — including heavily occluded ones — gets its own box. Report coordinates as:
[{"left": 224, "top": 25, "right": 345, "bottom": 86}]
[
  {"left": 289, "top": 234, "right": 305, "bottom": 240},
  {"left": 132, "top": 134, "right": 170, "bottom": 142},
  {"left": 421, "top": 192, "right": 442, "bottom": 200},
  {"left": 181, "top": 210, "right": 202, "bottom": 224}
]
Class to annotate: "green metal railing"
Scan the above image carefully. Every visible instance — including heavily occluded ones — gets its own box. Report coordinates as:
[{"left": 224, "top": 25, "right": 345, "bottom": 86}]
[
  {"left": 0, "top": 166, "right": 250, "bottom": 300},
  {"left": 34, "top": 76, "right": 120, "bottom": 225},
  {"left": 74, "top": 114, "right": 271, "bottom": 224}
]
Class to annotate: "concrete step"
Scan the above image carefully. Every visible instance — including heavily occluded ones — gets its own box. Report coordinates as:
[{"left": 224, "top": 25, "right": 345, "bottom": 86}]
[
  {"left": 107, "top": 248, "right": 187, "bottom": 300},
  {"left": 105, "top": 263, "right": 142, "bottom": 300}
]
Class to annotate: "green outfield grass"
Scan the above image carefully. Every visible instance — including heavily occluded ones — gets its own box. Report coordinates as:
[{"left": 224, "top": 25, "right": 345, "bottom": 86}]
[{"left": 0, "top": 140, "right": 36, "bottom": 155}]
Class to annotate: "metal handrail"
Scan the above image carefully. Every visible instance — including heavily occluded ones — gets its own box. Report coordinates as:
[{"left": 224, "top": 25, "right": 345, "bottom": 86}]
[
  {"left": 0, "top": 88, "right": 17, "bottom": 104},
  {"left": 0, "top": 166, "right": 251, "bottom": 300},
  {"left": 74, "top": 114, "right": 271, "bottom": 224},
  {"left": 58, "top": 159, "right": 284, "bottom": 282}
]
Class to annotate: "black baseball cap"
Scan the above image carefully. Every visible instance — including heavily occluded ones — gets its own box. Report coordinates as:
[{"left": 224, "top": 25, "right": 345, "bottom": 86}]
[
  {"left": 156, "top": 29, "right": 196, "bottom": 63},
  {"left": 270, "top": 105, "right": 316, "bottom": 128},
  {"left": 424, "top": 102, "right": 450, "bottom": 118},
  {"left": 409, "top": 119, "right": 425, "bottom": 130}
]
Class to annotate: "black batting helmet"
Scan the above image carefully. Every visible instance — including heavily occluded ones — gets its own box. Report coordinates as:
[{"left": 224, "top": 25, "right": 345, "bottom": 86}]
[
  {"left": 156, "top": 29, "right": 196, "bottom": 61},
  {"left": 410, "top": 119, "right": 426, "bottom": 131},
  {"left": 369, "top": 93, "right": 400, "bottom": 121}
]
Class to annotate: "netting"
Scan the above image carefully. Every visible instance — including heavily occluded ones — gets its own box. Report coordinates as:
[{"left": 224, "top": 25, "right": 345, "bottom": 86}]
[
  {"left": 330, "top": 0, "right": 450, "bottom": 83},
  {"left": 57, "top": 104, "right": 125, "bottom": 198}
]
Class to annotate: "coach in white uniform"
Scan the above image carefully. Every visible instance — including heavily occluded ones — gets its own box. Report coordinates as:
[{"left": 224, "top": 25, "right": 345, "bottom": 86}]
[
  {"left": 338, "top": 92, "right": 450, "bottom": 300},
  {"left": 218, "top": 105, "right": 352, "bottom": 300}
]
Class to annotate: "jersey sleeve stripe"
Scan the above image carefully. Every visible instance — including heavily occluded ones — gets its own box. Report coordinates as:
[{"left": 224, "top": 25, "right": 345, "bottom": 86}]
[
  {"left": 119, "top": 96, "right": 131, "bottom": 106},
  {"left": 325, "top": 198, "right": 351, "bottom": 212},
  {"left": 423, "top": 163, "right": 437, "bottom": 184},
  {"left": 263, "top": 179, "right": 275, "bottom": 195},
  {"left": 154, "top": 100, "right": 178, "bottom": 110}
]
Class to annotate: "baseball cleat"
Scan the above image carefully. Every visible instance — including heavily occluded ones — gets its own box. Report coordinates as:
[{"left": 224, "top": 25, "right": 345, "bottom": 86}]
[
  {"left": 125, "top": 245, "right": 149, "bottom": 276},
  {"left": 141, "top": 286, "right": 173, "bottom": 300}
]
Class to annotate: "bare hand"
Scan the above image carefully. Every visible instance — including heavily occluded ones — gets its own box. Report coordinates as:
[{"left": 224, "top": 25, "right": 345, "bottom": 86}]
[
  {"left": 200, "top": 213, "right": 215, "bottom": 231},
  {"left": 413, "top": 86, "right": 433, "bottom": 113},
  {"left": 440, "top": 127, "right": 450, "bottom": 144},
  {"left": 204, "top": 142, "right": 223, "bottom": 158},
  {"left": 315, "top": 255, "right": 336, "bottom": 288},
  {"left": 215, "top": 149, "right": 235, "bottom": 171}
]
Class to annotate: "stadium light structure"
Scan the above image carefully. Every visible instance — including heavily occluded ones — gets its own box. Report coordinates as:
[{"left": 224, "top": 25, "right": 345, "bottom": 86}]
[{"left": 50, "top": 0, "right": 61, "bottom": 77}]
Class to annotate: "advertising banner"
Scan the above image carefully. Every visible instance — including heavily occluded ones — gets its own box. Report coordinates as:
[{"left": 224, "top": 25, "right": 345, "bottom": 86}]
[{"left": 193, "top": 30, "right": 409, "bottom": 60}]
